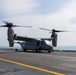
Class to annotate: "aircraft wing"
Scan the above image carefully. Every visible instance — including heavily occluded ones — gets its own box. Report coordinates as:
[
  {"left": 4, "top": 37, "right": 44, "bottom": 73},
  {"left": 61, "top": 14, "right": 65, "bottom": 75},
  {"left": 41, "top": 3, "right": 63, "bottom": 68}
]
[
  {"left": 14, "top": 35, "right": 37, "bottom": 41},
  {"left": 40, "top": 38, "right": 53, "bottom": 41},
  {"left": 14, "top": 34, "right": 52, "bottom": 41}
]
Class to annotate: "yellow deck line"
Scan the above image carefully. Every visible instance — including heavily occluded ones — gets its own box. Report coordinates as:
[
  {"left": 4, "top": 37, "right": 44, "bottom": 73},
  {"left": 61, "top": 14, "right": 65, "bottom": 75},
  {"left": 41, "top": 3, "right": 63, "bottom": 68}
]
[{"left": 0, "top": 58, "right": 65, "bottom": 75}]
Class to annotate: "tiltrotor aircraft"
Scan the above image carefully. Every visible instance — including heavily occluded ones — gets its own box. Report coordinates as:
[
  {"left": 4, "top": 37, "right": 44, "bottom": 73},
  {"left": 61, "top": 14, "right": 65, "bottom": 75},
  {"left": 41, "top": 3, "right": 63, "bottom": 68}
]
[{"left": 0, "top": 21, "right": 65, "bottom": 53}]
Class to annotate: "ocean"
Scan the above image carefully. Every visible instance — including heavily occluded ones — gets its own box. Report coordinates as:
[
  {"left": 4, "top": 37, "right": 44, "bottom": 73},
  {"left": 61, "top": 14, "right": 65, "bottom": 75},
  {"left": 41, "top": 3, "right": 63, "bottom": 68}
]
[
  {"left": 0, "top": 46, "right": 76, "bottom": 51},
  {"left": 0, "top": 46, "right": 21, "bottom": 49},
  {"left": 54, "top": 46, "right": 76, "bottom": 51}
]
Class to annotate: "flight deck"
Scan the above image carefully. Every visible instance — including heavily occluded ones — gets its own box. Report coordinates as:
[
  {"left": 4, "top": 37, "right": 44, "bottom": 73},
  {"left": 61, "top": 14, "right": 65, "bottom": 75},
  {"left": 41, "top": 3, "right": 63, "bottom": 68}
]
[{"left": 0, "top": 49, "right": 76, "bottom": 75}]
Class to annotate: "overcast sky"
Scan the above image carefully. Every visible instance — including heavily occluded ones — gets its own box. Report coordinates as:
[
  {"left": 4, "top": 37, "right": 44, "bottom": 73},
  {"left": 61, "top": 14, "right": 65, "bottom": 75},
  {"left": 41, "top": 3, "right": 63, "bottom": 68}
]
[{"left": 0, "top": 0, "right": 76, "bottom": 46}]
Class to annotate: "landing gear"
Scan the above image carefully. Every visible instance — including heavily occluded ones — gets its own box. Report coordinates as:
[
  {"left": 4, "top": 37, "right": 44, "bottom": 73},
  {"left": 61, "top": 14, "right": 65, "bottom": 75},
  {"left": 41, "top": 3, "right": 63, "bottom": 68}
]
[
  {"left": 15, "top": 49, "right": 18, "bottom": 51},
  {"left": 35, "top": 50, "right": 41, "bottom": 53},
  {"left": 48, "top": 47, "right": 53, "bottom": 53},
  {"left": 23, "top": 49, "right": 27, "bottom": 52},
  {"left": 48, "top": 50, "right": 51, "bottom": 53},
  {"left": 39, "top": 50, "right": 41, "bottom": 53},
  {"left": 35, "top": 50, "right": 38, "bottom": 52}
]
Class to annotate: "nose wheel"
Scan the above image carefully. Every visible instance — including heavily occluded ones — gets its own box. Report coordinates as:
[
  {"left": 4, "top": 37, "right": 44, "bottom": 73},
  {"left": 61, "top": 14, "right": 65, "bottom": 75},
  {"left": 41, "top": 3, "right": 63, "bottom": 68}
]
[
  {"left": 15, "top": 49, "right": 18, "bottom": 51},
  {"left": 48, "top": 50, "right": 51, "bottom": 53},
  {"left": 23, "top": 49, "right": 27, "bottom": 52},
  {"left": 48, "top": 47, "right": 53, "bottom": 53}
]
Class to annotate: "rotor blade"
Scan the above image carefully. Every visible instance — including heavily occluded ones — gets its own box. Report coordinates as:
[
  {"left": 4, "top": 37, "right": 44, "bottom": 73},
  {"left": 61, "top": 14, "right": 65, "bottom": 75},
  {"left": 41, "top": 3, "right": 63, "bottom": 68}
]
[
  {"left": 1, "top": 21, "right": 32, "bottom": 28},
  {"left": 39, "top": 28, "right": 67, "bottom": 32},
  {"left": 2, "top": 21, "right": 9, "bottom": 24},
  {"left": 54, "top": 30, "right": 65, "bottom": 32},
  {"left": 52, "top": 29, "right": 66, "bottom": 32},
  {"left": 0, "top": 25, "right": 8, "bottom": 27},
  {"left": 2, "top": 21, "right": 13, "bottom": 25},
  {"left": 13, "top": 25, "right": 32, "bottom": 28},
  {"left": 39, "top": 28, "right": 51, "bottom": 31},
  {"left": 0, "top": 25, "right": 32, "bottom": 28}
]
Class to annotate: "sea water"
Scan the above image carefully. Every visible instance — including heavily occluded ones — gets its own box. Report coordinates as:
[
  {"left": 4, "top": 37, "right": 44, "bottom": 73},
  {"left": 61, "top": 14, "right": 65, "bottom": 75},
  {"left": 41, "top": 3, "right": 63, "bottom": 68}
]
[
  {"left": 54, "top": 46, "right": 76, "bottom": 51},
  {"left": 0, "top": 46, "right": 76, "bottom": 51}
]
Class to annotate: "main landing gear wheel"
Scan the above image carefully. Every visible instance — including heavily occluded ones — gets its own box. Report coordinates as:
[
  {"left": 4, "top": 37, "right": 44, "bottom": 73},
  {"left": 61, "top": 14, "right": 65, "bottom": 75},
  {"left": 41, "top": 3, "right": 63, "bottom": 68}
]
[
  {"left": 35, "top": 50, "right": 41, "bottom": 53},
  {"left": 48, "top": 50, "right": 51, "bottom": 53},
  {"left": 48, "top": 47, "right": 53, "bottom": 53},
  {"left": 15, "top": 49, "right": 18, "bottom": 52},
  {"left": 23, "top": 49, "right": 27, "bottom": 52}
]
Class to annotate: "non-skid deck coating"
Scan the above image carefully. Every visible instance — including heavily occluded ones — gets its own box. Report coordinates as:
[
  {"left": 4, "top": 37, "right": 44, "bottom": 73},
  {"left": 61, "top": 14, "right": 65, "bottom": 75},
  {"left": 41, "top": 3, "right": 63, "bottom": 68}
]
[{"left": 0, "top": 49, "right": 76, "bottom": 75}]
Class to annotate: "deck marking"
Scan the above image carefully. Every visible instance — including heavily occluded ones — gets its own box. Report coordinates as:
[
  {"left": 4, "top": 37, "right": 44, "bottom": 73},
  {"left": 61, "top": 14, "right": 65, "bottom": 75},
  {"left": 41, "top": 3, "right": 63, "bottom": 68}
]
[{"left": 0, "top": 58, "right": 65, "bottom": 75}]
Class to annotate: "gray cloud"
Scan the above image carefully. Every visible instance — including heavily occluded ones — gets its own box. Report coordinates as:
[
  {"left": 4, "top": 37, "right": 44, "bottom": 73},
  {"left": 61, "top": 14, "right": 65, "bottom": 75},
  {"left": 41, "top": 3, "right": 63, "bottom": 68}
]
[{"left": 0, "top": 0, "right": 76, "bottom": 46}]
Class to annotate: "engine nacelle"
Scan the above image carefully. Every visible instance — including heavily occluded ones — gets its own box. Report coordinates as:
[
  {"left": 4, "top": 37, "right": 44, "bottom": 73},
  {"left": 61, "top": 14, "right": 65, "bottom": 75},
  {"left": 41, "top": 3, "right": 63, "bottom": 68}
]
[
  {"left": 8, "top": 33, "right": 14, "bottom": 47},
  {"left": 8, "top": 40, "right": 14, "bottom": 47},
  {"left": 51, "top": 33, "right": 57, "bottom": 47},
  {"left": 7, "top": 27, "right": 14, "bottom": 47}
]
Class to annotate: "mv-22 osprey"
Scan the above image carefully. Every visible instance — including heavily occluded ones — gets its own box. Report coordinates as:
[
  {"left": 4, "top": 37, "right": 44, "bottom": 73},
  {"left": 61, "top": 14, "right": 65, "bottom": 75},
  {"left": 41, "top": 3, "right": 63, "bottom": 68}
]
[{"left": 0, "top": 21, "right": 65, "bottom": 53}]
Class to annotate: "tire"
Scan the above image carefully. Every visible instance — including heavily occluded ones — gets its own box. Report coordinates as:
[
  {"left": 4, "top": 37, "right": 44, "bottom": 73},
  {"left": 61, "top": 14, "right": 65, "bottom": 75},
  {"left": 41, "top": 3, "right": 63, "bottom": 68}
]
[
  {"left": 48, "top": 47, "right": 53, "bottom": 53},
  {"left": 35, "top": 50, "right": 38, "bottom": 52},
  {"left": 39, "top": 50, "right": 41, "bottom": 53},
  {"left": 15, "top": 49, "right": 18, "bottom": 52},
  {"left": 23, "top": 49, "right": 27, "bottom": 52},
  {"left": 48, "top": 50, "right": 51, "bottom": 53}
]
